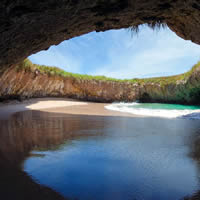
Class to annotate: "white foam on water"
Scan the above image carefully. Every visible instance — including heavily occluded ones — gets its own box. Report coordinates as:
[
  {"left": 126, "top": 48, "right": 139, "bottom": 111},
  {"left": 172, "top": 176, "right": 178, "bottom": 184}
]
[{"left": 105, "top": 102, "right": 200, "bottom": 119}]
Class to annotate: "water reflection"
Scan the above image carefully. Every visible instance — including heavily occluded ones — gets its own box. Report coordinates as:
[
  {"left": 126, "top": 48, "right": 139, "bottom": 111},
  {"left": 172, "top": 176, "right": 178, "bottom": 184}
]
[
  {"left": 0, "top": 111, "right": 106, "bottom": 165},
  {"left": 184, "top": 133, "right": 200, "bottom": 200},
  {"left": 0, "top": 110, "right": 110, "bottom": 200},
  {"left": 1, "top": 110, "right": 200, "bottom": 199}
]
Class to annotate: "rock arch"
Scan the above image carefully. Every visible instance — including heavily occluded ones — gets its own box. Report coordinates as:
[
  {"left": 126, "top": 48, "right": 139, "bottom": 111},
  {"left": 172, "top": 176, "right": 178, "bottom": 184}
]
[{"left": 0, "top": 0, "right": 200, "bottom": 68}]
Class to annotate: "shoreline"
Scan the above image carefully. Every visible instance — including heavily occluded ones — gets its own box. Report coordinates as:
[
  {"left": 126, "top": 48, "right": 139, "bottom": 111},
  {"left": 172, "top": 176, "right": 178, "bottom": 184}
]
[
  {"left": 1, "top": 97, "right": 200, "bottom": 120},
  {"left": 0, "top": 97, "right": 138, "bottom": 120}
]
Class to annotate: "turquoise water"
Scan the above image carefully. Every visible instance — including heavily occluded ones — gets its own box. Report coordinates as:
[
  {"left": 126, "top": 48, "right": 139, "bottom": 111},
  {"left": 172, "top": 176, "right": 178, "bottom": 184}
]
[
  {"left": 105, "top": 103, "right": 200, "bottom": 118},
  {"left": 126, "top": 103, "right": 200, "bottom": 110}
]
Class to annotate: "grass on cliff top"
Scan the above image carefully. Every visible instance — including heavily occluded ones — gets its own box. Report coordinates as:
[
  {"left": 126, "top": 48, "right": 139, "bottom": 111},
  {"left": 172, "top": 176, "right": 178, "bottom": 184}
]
[
  {"left": 16, "top": 59, "right": 125, "bottom": 82},
  {"left": 16, "top": 59, "right": 200, "bottom": 85}
]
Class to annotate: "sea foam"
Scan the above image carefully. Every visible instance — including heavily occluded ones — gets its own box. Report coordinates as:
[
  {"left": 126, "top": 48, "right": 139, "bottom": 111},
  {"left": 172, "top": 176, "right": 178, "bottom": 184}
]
[{"left": 105, "top": 102, "right": 200, "bottom": 119}]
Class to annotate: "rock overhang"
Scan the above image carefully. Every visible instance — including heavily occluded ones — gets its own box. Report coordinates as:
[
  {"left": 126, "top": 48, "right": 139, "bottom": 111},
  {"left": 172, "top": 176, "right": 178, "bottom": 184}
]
[{"left": 0, "top": 0, "right": 200, "bottom": 68}]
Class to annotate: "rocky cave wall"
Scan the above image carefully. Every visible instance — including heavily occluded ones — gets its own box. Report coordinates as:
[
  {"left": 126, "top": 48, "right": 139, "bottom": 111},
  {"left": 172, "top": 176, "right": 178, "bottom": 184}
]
[
  {"left": 0, "top": 0, "right": 200, "bottom": 69},
  {"left": 1, "top": 64, "right": 200, "bottom": 104}
]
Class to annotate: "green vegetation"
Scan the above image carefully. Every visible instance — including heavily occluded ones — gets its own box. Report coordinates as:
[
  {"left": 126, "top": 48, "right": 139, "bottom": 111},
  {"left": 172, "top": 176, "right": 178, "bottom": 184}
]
[
  {"left": 16, "top": 59, "right": 127, "bottom": 82},
  {"left": 15, "top": 59, "right": 200, "bottom": 86}
]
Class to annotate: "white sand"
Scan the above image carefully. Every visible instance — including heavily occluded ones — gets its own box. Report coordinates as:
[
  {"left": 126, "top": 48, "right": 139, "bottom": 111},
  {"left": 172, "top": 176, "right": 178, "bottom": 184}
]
[
  {"left": 0, "top": 98, "right": 87, "bottom": 120},
  {"left": 0, "top": 98, "right": 138, "bottom": 120},
  {"left": 25, "top": 100, "right": 87, "bottom": 110}
]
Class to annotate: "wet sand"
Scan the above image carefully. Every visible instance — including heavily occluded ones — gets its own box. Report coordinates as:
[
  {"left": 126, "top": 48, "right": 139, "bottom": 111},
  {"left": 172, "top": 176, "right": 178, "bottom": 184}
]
[{"left": 0, "top": 98, "right": 138, "bottom": 120}]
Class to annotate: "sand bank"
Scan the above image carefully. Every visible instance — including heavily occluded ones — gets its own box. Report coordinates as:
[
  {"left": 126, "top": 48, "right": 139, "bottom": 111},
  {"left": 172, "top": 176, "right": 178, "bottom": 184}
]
[
  {"left": 0, "top": 98, "right": 136, "bottom": 120},
  {"left": 0, "top": 98, "right": 87, "bottom": 120}
]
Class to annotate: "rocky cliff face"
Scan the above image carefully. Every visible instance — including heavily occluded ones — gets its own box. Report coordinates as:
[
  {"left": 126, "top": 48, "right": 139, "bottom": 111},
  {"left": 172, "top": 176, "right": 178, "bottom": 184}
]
[
  {"left": 0, "top": 0, "right": 200, "bottom": 69},
  {"left": 0, "top": 65, "right": 140, "bottom": 102},
  {"left": 1, "top": 63, "right": 200, "bottom": 104},
  {"left": 139, "top": 67, "right": 200, "bottom": 104}
]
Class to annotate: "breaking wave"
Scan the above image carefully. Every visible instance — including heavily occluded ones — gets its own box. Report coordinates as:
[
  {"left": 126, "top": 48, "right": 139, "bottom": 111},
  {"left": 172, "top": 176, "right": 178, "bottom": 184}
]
[{"left": 105, "top": 102, "right": 200, "bottom": 119}]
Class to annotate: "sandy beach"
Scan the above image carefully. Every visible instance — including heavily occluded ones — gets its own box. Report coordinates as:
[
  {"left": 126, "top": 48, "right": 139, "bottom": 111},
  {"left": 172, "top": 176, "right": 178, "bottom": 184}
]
[{"left": 0, "top": 98, "right": 136, "bottom": 120}]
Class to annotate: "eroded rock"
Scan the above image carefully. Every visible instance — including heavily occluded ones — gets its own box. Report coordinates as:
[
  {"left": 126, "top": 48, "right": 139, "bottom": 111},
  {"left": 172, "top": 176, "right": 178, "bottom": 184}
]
[
  {"left": 0, "top": 0, "right": 200, "bottom": 68},
  {"left": 1, "top": 62, "right": 200, "bottom": 104}
]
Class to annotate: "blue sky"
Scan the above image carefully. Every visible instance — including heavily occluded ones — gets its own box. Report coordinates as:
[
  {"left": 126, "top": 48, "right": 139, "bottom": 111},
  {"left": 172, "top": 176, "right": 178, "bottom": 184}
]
[{"left": 29, "top": 26, "right": 200, "bottom": 79}]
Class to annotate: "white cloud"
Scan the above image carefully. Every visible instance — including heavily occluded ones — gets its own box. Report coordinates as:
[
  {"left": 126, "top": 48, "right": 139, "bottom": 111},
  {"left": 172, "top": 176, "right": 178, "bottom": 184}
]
[
  {"left": 90, "top": 27, "right": 200, "bottom": 79},
  {"left": 30, "top": 43, "right": 82, "bottom": 73},
  {"left": 29, "top": 26, "right": 200, "bottom": 79}
]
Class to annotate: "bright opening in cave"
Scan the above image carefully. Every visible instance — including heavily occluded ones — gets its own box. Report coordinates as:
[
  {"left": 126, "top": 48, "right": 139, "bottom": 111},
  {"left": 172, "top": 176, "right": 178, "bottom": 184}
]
[{"left": 29, "top": 26, "right": 200, "bottom": 79}]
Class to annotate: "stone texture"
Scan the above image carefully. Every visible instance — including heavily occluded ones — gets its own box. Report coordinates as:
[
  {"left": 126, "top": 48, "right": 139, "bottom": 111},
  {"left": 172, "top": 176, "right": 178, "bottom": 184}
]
[
  {"left": 1, "top": 65, "right": 200, "bottom": 104},
  {"left": 0, "top": 66, "right": 140, "bottom": 102},
  {"left": 0, "top": 0, "right": 200, "bottom": 69}
]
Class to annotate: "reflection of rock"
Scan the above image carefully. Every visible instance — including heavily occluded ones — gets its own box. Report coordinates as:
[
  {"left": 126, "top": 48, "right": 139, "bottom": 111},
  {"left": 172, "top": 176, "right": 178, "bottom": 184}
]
[
  {"left": 0, "top": 157, "right": 65, "bottom": 200},
  {"left": 0, "top": 111, "right": 104, "bottom": 165},
  {"left": 1, "top": 64, "right": 200, "bottom": 104},
  {"left": 0, "top": 110, "right": 105, "bottom": 200},
  {"left": 0, "top": 1, "right": 200, "bottom": 69},
  {"left": 0, "top": 111, "right": 71, "bottom": 199},
  {"left": 184, "top": 191, "right": 200, "bottom": 200},
  {"left": 189, "top": 135, "right": 200, "bottom": 161},
  {"left": 184, "top": 132, "right": 200, "bottom": 200}
]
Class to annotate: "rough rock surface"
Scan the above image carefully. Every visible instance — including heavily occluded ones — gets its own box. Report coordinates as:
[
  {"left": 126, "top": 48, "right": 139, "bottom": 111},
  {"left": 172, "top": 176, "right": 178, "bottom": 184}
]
[
  {"left": 0, "top": 66, "right": 140, "bottom": 102},
  {"left": 1, "top": 65, "right": 200, "bottom": 104},
  {"left": 0, "top": 0, "right": 200, "bottom": 69}
]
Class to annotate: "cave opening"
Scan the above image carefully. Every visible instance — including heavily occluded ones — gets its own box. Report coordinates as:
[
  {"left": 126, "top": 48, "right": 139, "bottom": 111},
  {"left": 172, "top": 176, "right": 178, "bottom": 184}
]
[
  {"left": 1, "top": 1, "right": 200, "bottom": 200},
  {"left": 28, "top": 26, "right": 200, "bottom": 80},
  {"left": 1, "top": 25, "right": 200, "bottom": 104}
]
